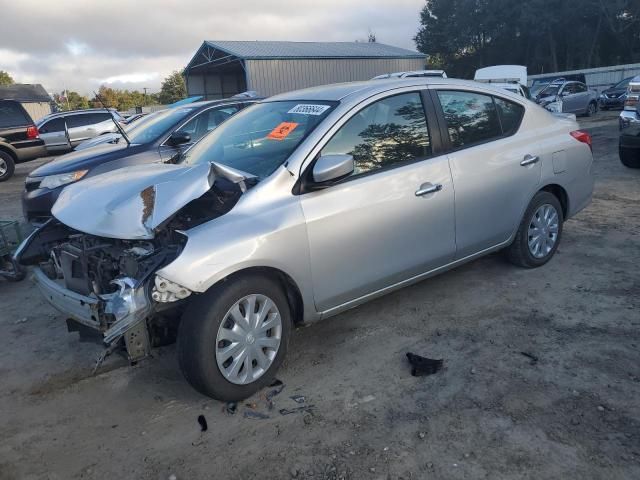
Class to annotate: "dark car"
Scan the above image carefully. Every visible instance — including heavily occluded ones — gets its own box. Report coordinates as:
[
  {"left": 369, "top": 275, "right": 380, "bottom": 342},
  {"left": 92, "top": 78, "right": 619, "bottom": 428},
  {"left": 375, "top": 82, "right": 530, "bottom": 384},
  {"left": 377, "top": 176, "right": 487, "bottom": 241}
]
[
  {"left": 0, "top": 100, "right": 47, "bottom": 181},
  {"left": 619, "top": 87, "right": 640, "bottom": 168},
  {"left": 23, "top": 97, "right": 259, "bottom": 223},
  {"left": 600, "top": 77, "right": 635, "bottom": 110}
]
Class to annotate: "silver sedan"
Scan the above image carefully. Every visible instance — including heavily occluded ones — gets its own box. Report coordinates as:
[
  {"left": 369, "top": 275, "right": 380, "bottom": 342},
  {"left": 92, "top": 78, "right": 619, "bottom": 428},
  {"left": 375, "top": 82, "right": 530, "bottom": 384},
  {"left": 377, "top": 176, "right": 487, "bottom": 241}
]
[{"left": 19, "top": 78, "right": 594, "bottom": 400}]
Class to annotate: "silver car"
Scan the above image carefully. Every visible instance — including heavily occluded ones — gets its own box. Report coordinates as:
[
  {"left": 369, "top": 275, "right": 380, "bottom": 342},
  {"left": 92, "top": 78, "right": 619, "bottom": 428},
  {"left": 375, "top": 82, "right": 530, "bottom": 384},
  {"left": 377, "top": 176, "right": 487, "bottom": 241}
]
[
  {"left": 535, "top": 80, "right": 599, "bottom": 116},
  {"left": 17, "top": 78, "right": 594, "bottom": 400},
  {"left": 37, "top": 108, "right": 123, "bottom": 152}
]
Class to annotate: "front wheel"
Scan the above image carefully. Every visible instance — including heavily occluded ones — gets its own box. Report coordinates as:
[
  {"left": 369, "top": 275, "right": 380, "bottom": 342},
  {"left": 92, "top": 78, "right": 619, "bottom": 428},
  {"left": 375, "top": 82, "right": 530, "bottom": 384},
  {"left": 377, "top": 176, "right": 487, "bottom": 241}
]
[
  {"left": 506, "top": 191, "right": 564, "bottom": 268},
  {"left": 178, "top": 274, "right": 292, "bottom": 401},
  {"left": 586, "top": 102, "right": 597, "bottom": 117}
]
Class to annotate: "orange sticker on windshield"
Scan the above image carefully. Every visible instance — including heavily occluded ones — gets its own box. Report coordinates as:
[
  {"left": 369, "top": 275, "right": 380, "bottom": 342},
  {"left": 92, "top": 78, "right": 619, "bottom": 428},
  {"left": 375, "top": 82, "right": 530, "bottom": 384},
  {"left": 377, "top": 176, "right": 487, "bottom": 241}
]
[{"left": 267, "top": 122, "right": 298, "bottom": 141}]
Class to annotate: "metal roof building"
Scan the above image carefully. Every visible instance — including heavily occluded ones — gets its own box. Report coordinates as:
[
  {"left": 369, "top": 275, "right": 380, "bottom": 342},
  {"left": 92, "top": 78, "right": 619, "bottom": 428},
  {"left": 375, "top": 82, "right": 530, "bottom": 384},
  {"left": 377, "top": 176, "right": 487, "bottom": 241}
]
[{"left": 184, "top": 40, "right": 426, "bottom": 98}]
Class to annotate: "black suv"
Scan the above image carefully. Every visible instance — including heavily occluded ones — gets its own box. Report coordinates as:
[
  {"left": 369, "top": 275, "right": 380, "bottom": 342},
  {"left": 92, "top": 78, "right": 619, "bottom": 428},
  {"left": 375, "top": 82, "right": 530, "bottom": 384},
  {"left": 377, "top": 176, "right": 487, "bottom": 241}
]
[{"left": 0, "top": 100, "right": 47, "bottom": 181}]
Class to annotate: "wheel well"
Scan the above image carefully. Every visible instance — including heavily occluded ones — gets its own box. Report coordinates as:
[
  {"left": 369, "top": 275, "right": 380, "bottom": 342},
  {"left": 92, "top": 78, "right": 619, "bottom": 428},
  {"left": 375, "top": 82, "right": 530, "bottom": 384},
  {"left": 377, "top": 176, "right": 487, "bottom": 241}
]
[
  {"left": 222, "top": 267, "right": 305, "bottom": 325},
  {"left": 0, "top": 144, "right": 17, "bottom": 162},
  {"left": 540, "top": 184, "right": 568, "bottom": 218}
]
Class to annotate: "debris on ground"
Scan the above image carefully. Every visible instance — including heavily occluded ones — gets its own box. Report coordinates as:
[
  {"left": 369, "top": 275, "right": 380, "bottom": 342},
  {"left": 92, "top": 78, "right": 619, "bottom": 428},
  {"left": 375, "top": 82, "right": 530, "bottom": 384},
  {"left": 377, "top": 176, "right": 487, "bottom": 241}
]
[
  {"left": 197, "top": 414, "right": 208, "bottom": 432},
  {"left": 279, "top": 405, "right": 315, "bottom": 416},
  {"left": 406, "top": 352, "right": 444, "bottom": 377},
  {"left": 520, "top": 351, "right": 539, "bottom": 365},
  {"left": 290, "top": 395, "right": 306, "bottom": 404},
  {"left": 243, "top": 410, "right": 270, "bottom": 420},
  {"left": 225, "top": 402, "right": 237, "bottom": 415}
]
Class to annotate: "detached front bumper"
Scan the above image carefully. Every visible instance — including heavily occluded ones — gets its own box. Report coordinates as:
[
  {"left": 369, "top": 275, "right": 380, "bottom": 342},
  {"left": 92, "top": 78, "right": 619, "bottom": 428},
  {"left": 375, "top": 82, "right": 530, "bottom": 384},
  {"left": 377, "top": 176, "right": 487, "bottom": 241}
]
[{"left": 33, "top": 267, "right": 154, "bottom": 360}]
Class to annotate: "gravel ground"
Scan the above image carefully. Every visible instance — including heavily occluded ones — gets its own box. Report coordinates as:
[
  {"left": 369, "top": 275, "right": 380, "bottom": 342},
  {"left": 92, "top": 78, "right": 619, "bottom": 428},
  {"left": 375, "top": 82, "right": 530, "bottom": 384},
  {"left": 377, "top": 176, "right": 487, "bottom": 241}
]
[{"left": 0, "top": 111, "right": 639, "bottom": 480}]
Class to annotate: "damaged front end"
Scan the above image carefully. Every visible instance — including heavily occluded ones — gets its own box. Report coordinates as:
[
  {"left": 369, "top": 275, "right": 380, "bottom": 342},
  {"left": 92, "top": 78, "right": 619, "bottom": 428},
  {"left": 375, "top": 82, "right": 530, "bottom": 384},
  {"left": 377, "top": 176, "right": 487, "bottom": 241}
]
[{"left": 16, "top": 162, "right": 254, "bottom": 361}]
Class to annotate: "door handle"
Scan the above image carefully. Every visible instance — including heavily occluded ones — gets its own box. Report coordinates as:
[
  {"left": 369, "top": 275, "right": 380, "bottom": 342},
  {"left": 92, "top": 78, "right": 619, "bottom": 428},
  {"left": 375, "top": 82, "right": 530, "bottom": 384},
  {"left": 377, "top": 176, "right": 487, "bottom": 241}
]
[
  {"left": 415, "top": 183, "right": 443, "bottom": 196},
  {"left": 520, "top": 155, "right": 539, "bottom": 166}
]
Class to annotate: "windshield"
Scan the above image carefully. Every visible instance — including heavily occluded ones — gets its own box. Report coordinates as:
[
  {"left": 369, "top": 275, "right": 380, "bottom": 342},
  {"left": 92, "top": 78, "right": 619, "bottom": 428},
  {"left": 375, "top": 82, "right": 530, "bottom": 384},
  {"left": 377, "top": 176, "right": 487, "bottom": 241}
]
[
  {"left": 614, "top": 78, "right": 632, "bottom": 89},
  {"left": 181, "top": 100, "right": 336, "bottom": 179},
  {"left": 126, "top": 107, "right": 198, "bottom": 144},
  {"left": 539, "top": 84, "right": 561, "bottom": 98}
]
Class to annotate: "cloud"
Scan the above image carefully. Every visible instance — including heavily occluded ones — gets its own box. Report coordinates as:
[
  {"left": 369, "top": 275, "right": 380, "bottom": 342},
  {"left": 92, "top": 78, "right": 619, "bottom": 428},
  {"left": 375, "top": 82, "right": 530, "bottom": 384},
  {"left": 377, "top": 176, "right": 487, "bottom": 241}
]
[{"left": 0, "top": 0, "right": 425, "bottom": 94}]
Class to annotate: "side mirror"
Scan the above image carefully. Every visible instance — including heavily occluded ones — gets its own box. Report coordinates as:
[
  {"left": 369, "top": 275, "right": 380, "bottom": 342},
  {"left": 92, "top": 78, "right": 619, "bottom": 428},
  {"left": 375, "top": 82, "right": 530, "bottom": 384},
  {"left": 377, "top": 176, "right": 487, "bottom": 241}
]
[
  {"left": 167, "top": 131, "right": 191, "bottom": 146},
  {"left": 312, "top": 154, "right": 354, "bottom": 185}
]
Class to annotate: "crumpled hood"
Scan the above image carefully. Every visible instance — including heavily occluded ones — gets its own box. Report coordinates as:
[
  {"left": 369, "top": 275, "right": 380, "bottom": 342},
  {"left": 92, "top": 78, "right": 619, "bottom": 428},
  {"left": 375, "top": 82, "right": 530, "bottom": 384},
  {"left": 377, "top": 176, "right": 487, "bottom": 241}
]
[
  {"left": 538, "top": 94, "right": 558, "bottom": 104},
  {"left": 52, "top": 162, "right": 215, "bottom": 240}
]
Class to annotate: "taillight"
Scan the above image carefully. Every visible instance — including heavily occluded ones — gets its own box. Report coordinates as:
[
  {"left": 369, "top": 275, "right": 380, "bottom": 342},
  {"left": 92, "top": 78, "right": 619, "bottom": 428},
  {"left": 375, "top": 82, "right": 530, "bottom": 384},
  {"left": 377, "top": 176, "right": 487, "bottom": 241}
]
[
  {"left": 570, "top": 130, "right": 592, "bottom": 151},
  {"left": 26, "top": 125, "right": 39, "bottom": 139}
]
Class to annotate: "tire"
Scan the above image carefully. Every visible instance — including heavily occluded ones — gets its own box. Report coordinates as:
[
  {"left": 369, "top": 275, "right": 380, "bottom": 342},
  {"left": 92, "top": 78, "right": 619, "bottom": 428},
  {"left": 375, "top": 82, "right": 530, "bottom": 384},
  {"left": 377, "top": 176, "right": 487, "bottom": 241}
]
[
  {"left": 1, "top": 256, "right": 26, "bottom": 282},
  {"left": 0, "top": 151, "right": 15, "bottom": 182},
  {"left": 178, "top": 273, "right": 292, "bottom": 401},
  {"left": 506, "top": 191, "right": 564, "bottom": 268},
  {"left": 585, "top": 101, "right": 597, "bottom": 117},
  {"left": 619, "top": 146, "right": 640, "bottom": 168}
]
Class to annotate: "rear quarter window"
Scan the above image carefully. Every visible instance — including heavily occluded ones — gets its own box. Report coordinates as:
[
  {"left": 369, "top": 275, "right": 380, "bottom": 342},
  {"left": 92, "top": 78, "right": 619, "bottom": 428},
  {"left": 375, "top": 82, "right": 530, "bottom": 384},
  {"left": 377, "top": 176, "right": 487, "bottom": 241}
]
[
  {"left": 0, "top": 102, "right": 29, "bottom": 128},
  {"left": 436, "top": 90, "right": 502, "bottom": 149},
  {"left": 494, "top": 97, "right": 524, "bottom": 136}
]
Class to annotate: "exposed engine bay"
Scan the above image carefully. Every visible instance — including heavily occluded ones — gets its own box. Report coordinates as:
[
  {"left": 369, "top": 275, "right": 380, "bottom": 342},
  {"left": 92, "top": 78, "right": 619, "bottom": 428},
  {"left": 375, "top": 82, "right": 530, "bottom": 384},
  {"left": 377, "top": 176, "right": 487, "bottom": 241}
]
[{"left": 17, "top": 173, "right": 247, "bottom": 362}]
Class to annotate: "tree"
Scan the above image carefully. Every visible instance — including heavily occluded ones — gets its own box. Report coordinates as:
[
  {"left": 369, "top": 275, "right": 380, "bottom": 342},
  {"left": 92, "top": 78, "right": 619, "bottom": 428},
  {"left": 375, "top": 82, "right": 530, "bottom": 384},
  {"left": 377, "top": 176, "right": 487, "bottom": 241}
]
[
  {"left": 158, "top": 71, "right": 187, "bottom": 104},
  {"left": 90, "top": 86, "right": 159, "bottom": 111},
  {"left": 53, "top": 91, "right": 90, "bottom": 111},
  {"left": 414, "top": 0, "right": 640, "bottom": 77},
  {"left": 0, "top": 70, "right": 15, "bottom": 86}
]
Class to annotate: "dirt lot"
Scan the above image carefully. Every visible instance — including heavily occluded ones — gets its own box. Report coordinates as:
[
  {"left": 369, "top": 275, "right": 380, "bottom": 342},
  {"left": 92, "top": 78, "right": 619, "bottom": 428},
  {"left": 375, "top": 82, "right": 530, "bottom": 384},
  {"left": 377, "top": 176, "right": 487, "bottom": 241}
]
[{"left": 1, "top": 111, "right": 639, "bottom": 480}]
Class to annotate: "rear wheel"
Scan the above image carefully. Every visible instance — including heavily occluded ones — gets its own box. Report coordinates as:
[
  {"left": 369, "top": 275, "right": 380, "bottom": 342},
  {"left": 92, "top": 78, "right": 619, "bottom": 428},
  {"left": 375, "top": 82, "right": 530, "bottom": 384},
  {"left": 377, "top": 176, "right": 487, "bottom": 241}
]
[
  {"left": 619, "top": 146, "right": 640, "bottom": 168},
  {"left": 178, "top": 274, "right": 292, "bottom": 401},
  {"left": 506, "top": 191, "right": 563, "bottom": 268},
  {"left": 0, "top": 151, "right": 15, "bottom": 182}
]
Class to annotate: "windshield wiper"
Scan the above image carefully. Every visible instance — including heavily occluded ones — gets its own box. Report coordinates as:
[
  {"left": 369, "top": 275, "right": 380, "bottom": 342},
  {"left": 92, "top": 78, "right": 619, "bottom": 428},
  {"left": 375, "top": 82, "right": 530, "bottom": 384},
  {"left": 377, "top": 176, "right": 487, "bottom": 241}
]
[{"left": 93, "top": 91, "right": 131, "bottom": 147}]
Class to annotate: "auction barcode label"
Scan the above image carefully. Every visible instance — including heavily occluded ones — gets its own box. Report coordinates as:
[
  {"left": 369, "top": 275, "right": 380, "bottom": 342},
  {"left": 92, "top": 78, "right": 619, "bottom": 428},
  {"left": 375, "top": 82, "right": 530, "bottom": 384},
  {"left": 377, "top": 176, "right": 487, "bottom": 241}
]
[{"left": 287, "top": 104, "right": 330, "bottom": 116}]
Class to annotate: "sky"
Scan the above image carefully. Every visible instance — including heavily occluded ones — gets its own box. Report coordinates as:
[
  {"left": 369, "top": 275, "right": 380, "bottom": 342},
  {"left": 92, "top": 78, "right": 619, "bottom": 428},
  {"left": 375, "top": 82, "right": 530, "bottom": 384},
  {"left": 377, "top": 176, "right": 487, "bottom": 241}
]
[{"left": 0, "top": 0, "right": 425, "bottom": 96}]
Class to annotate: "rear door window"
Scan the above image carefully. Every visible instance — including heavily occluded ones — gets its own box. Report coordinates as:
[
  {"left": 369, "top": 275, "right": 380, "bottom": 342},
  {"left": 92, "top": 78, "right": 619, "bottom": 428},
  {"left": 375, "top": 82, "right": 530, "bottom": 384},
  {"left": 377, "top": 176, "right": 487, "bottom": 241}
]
[
  {"left": 574, "top": 83, "right": 587, "bottom": 93},
  {"left": 436, "top": 90, "right": 502, "bottom": 149},
  {"left": 88, "top": 112, "right": 113, "bottom": 124},
  {"left": 0, "top": 102, "right": 29, "bottom": 128},
  {"left": 321, "top": 92, "right": 432, "bottom": 177},
  {"left": 65, "top": 114, "right": 94, "bottom": 128}
]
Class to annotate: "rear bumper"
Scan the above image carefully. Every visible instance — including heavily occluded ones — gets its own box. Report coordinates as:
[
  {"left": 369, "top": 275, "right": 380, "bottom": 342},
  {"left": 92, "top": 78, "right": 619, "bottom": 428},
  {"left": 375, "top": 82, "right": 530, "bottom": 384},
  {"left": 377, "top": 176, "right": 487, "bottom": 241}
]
[{"left": 14, "top": 143, "right": 47, "bottom": 163}]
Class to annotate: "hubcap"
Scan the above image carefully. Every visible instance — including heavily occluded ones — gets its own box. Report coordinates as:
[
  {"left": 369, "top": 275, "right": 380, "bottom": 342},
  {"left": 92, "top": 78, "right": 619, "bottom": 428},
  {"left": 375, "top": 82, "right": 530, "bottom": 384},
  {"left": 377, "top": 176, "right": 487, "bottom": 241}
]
[
  {"left": 0, "top": 158, "right": 7, "bottom": 176},
  {"left": 215, "top": 294, "right": 282, "bottom": 385},
  {"left": 528, "top": 204, "right": 559, "bottom": 258}
]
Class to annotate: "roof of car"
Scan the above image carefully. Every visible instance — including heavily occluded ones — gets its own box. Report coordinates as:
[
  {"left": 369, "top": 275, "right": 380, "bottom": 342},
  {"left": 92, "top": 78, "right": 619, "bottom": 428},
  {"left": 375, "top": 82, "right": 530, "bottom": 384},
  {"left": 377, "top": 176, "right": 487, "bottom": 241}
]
[
  {"left": 179, "top": 97, "right": 263, "bottom": 109},
  {"left": 0, "top": 84, "right": 51, "bottom": 102},
  {"left": 267, "top": 77, "right": 492, "bottom": 102},
  {"left": 40, "top": 108, "right": 118, "bottom": 120}
]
